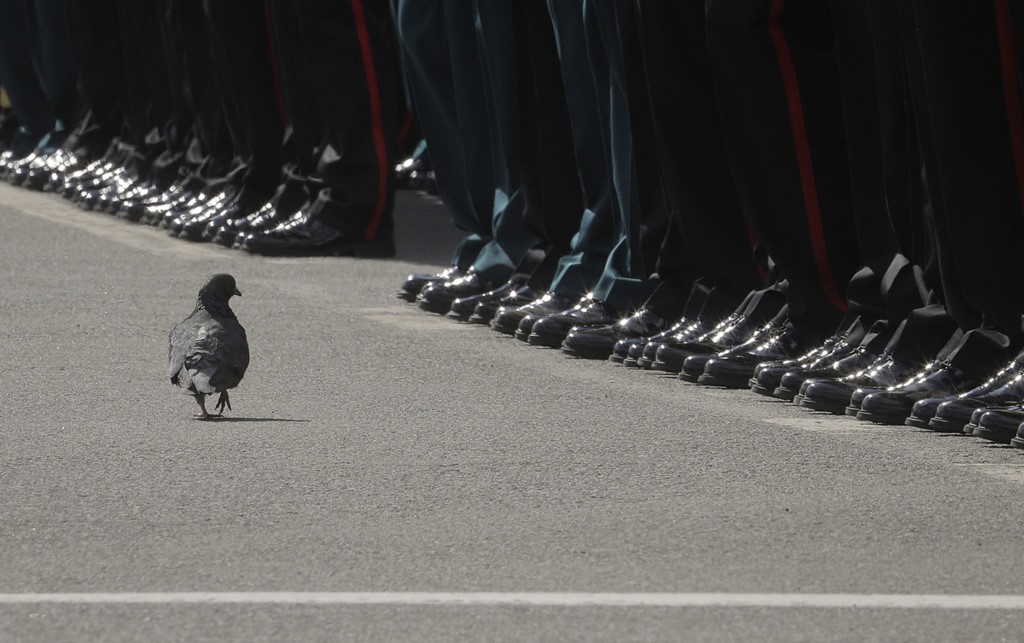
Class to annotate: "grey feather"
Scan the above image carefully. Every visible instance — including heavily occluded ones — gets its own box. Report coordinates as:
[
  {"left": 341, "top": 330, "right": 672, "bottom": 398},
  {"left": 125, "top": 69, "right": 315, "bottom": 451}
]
[{"left": 168, "top": 274, "right": 249, "bottom": 397}]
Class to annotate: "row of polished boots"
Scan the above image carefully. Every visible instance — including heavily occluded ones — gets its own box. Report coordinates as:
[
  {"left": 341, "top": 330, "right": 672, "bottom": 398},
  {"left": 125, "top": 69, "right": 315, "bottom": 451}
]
[
  {"left": 399, "top": 267, "right": 1024, "bottom": 450},
  {"left": 0, "top": 147, "right": 378, "bottom": 256}
]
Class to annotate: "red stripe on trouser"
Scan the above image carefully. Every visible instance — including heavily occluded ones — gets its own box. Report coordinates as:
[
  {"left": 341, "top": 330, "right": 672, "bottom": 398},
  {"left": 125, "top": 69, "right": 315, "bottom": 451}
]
[
  {"left": 351, "top": 0, "right": 389, "bottom": 240},
  {"left": 994, "top": 0, "right": 1024, "bottom": 213},
  {"left": 745, "top": 219, "right": 768, "bottom": 283},
  {"left": 264, "top": 2, "right": 287, "bottom": 130},
  {"left": 766, "top": 0, "right": 847, "bottom": 313}
]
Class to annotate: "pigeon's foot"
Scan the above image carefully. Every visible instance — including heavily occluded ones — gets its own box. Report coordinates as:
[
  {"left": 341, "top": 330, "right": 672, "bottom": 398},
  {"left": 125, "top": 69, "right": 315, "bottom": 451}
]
[
  {"left": 215, "top": 391, "right": 232, "bottom": 415},
  {"left": 193, "top": 393, "right": 222, "bottom": 419}
]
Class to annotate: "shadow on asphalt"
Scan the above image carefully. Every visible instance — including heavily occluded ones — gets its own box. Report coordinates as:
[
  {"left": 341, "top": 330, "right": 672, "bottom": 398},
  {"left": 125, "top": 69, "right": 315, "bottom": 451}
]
[{"left": 392, "top": 190, "right": 464, "bottom": 268}]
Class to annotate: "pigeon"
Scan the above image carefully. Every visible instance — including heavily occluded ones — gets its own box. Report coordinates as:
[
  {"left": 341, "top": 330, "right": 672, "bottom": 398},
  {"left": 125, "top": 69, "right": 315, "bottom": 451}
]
[{"left": 168, "top": 274, "right": 250, "bottom": 418}]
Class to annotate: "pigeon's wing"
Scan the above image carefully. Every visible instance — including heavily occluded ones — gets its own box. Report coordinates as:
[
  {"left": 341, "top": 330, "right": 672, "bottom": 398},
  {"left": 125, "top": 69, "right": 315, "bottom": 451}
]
[
  {"left": 208, "top": 319, "right": 249, "bottom": 391},
  {"left": 181, "top": 321, "right": 225, "bottom": 394},
  {"left": 176, "top": 316, "right": 248, "bottom": 394},
  {"left": 169, "top": 307, "right": 247, "bottom": 394},
  {"left": 168, "top": 315, "right": 197, "bottom": 388}
]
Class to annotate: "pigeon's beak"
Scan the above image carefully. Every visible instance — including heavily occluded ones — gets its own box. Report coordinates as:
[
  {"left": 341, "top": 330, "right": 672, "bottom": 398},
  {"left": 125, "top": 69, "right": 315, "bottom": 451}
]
[{"left": 234, "top": 288, "right": 242, "bottom": 297}]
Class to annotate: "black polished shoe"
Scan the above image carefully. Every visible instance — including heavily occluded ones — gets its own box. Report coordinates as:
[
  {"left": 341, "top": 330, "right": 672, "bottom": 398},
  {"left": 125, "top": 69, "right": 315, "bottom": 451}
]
[
  {"left": 42, "top": 151, "right": 84, "bottom": 192},
  {"left": 241, "top": 210, "right": 395, "bottom": 258},
  {"left": 513, "top": 294, "right": 581, "bottom": 341},
  {"left": 528, "top": 296, "right": 619, "bottom": 348},
  {"left": 395, "top": 155, "right": 432, "bottom": 189},
  {"left": 158, "top": 192, "right": 224, "bottom": 229},
  {"left": 27, "top": 149, "right": 79, "bottom": 191},
  {"left": 797, "top": 353, "right": 921, "bottom": 415},
  {"left": 91, "top": 171, "right": 143, "bottom": 213},
  {"left": 397, "top": 266, "right": 462, "bottom": 303},
  {"left": 748, "top": 319, "right": 867, "bottom": 397},
  {"left": 662, "top": 297, "right": 789, "bottom": 378},
  {"left": 130, "top": 183, "right": 197, "bottom": 225},
  {"left": 201, "top": 201, "right": 257, "bottom": 242},
  {"left": 634, "top": 319, "right": 709, "bottom": 370},
  {"left": 445, "top": 279, "right": 521, "bottom": 322},
  {"left": 0, "top": 150, "right": 18, "bottom": 176},
  {"left": 679, "top": 318, "right": 788, "bottom": 383},
  {"left": 925, "top": 359, "right": 1024, "bottom": 432},
  {"left": 417, "top": 169, "right": 437, "bottom": 194},
  {"left": 1010, "top": 419, "right": 1024, "bottom": 449},
  {"left": 72, "top": 165, "right": 131, "bottom": 210},
  {"left": 970, "top": 406, "right": 1024, "bottom": 444},
  {"left": 115, "top": 180, "right": 181, "bottom": 221},
  {"left": 468, "top": 285, "right": 539, "bottom": 325},
  {"left": 418, "top": 271, "right": 494, "bottom": 314},
  {"left": 699, "top": 323, "right": 826, "bottom": 389},
  {"left": 961, "top": 405, "right": 996, "bottom": 436},
  {"left": 54, "top": 157, "right": 104, "bottom": 194},
  {"left": 2, "top": 150, "right": 41, "bottom": 185},
  {"left": 179, "top": 203, "right": 239, "bottom": 241},
  {"left": 775, "top": 344, "right": 879, "bottom": 403},
  {"left": 561, "top": 308, "right": 670, "bottom": 361},
  {"left": 60, "top": 158, "right": 115, "bottom": 190},
  {"left": 493, "top": 291, "right": 573, "bottom": 337},
  {"left": 650, "top": 313, "right": 750, "bottom": 374},
  {"left": 169, "top": 197, "right": 225, "bottom": 236},
  {"left": 857, "top": 360, "right": 981, "bottom": 425},
  {"left": 226, "top": 202, "right": 287, "bottom": 247},
  {"left": 140, "top": 192, "right": 196, "bottom": 226},
  {"left": 12, "top": 148, "right": 77, "bottom": 188},
  {"left": 612, "top": 316, "right": 690, "bottom": 366}
]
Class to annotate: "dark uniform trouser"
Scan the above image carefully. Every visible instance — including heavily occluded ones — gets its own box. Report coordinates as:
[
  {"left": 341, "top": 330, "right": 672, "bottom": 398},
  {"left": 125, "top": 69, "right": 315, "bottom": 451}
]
[
  {"left": 635, "top": 1, "right": 762, "bottom": 309},
  {"left": 0, "top": 0, "right": 78, "bottom": 152},
  {"left": 511, "top": 0, "right": 586, "bottom": 290},
  {"left": 586, "top": 0, "right": 658, "bottom": 310},
  {"left": 545, "top": 0, "right": 657, "bottom": 310},
  {"left": 287, "top": 0, "right": 401, "bottom": 242},
  {"left": 828, "top": 0, "right": 934, "bottom": 334},
  {"left": 112, "top": 0, "right": 173, "bottom": 177},
  {"left": 910, "top": 0, "right": 1024, "bottom": 349},
  {"left": 65, "top": 0, "right": 123, "bottom": 160},
  {"left": 851, "top": 0, "right": 1019, "bottom": 379},
  {"left": 707, "top": 0, "right": 862, "bottom": 341},
  {"left": 202, "top": 0, "right": 284, "bottom": 212},
  {"left": 266, "top": 0, "right": 325, "bottom": 220},
  {"left": 618, "top": 0, "right": 700, "bottom": 316},
  {"left": 146, "top": 0, "right": 207, "bottom": 191},
  {"left": 169, "top": 0, "right": 235, "bottom": 193},
  {"left": 397, "top": 0, "right": 536, "bottom": 283}
]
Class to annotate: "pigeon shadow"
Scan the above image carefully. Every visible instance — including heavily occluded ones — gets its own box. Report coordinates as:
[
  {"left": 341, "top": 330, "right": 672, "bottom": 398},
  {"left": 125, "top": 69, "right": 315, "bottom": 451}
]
[{"left": 194, "top": 416, "right": 310, "bottom": 423}]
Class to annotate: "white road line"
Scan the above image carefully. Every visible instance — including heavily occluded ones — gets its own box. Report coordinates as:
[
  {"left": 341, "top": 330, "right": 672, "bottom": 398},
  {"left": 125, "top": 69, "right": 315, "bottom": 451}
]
[{"left": 1, "top": 593, "right": 1024, "bottom": 609}]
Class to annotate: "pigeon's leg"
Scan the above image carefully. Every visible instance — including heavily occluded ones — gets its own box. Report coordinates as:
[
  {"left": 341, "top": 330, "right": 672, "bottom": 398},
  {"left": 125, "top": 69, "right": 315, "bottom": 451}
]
[
  {"left": 193, "top": 394, "right": 215, "bottom": 419},
  {"left": 215, "top": 391, "right": 231, "bottom": 415}
]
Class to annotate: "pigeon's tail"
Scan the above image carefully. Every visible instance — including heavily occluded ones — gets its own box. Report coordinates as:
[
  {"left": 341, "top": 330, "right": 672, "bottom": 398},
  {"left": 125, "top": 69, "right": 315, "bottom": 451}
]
[{"left": 188, "top": 368, "right": 218, "bottom": 395}]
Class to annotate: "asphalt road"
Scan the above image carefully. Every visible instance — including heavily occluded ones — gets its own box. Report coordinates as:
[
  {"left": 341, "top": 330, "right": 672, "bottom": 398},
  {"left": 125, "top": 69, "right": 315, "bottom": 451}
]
[{"left": 1, "top": 182, "right": 1024, "bottom": 642}]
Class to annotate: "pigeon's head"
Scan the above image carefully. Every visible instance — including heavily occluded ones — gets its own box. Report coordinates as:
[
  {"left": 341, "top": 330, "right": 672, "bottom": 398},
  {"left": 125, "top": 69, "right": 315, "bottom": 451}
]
[{"left": 197, "top": 274, "right": 242, "bottom": 312}]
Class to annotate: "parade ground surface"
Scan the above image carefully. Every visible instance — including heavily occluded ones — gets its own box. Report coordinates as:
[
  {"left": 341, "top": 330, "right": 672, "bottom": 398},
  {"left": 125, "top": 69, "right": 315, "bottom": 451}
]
[{"left": 2, "top": 183, "right": 1024, "bottom": 642}]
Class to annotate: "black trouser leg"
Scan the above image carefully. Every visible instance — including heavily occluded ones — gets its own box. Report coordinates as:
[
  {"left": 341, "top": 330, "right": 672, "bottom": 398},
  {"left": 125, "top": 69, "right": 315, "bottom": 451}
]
[
  {"left": 114, "top": 0, "right": 172, "bottom": 177},
  {"left": 910, "top": 0, "right": 1024, "bottom": 345},
  {"left": 293, "top": 0, "right": 402, "bottom": 241},
  {"left": 636, "top": 1, "right": 761, "bottom": 303},
  {"left": 202, "top": 0, "right": 285, "bottom": 209},
  {"left": 65, "top": 0, "right": 122, "bottom": 160},
  {"left": 0, "top": 0, "right": 56, "bottom": 150},
  {"left": 707, "top": 0, "right": 862, "bottom": 340}
]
